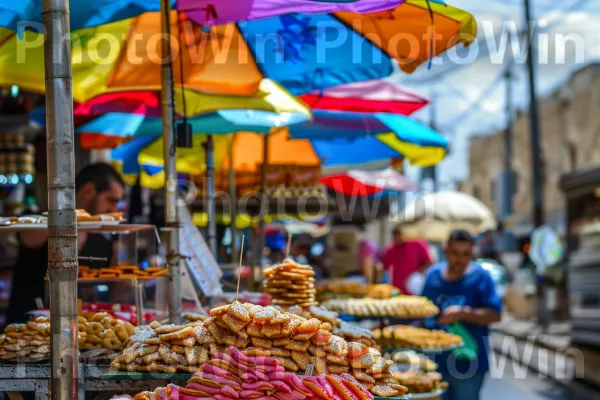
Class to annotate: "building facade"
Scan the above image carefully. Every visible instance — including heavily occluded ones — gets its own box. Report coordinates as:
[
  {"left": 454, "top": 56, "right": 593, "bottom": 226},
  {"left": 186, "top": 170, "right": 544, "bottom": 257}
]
[{"left": 461, "top": 63, "right": 600, "bottom": 234}]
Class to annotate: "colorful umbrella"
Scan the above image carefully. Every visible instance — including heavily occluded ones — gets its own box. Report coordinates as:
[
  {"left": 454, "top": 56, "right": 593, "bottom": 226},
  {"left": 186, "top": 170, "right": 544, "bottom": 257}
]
[
  {"left": 110, "top": 114, "right": 446, "bottom": 189},
  {"left": 111, "top": 134, "right": 232, "bottom": 187},
  {"left": 0, "top": 13, "right": 389, "bottom": 101},
  {"left": 289, "top": 110, "right": 448, "bottom": 166},
  {"left": 111, "top": 129, "right": 321, "bottom": 189},
  {"left": 300, "top": 80, "right": 429, "bottom": 115},
  {"left": 29, "top": 79, "right": 311, "bottom": 123},
  {"left": 180, "top": 0, "right": 408, "bottom": 26},
  {"left": 0, "top": 1, "right": 476, "bottom": 100},
  {"left": 0, "top": 0, "right": 405, "bottom": 31},
  {"left": 321, "top": 168, "right": 416, "bottom": 197}
]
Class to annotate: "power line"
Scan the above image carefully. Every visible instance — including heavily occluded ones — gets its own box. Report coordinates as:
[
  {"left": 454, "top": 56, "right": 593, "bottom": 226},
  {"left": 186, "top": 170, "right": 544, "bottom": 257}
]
[
  {"left": 429, "top": 0, "right": 590, "bottom": 132},
  {"left": 401, "top": 0, "right": 590, "bottom": 85}
]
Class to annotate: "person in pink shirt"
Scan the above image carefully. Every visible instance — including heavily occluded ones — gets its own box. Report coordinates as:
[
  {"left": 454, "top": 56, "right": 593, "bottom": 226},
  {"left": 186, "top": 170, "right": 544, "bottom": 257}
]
[{"left": 382, "top": 225, "right": 433, "bottom": 294}]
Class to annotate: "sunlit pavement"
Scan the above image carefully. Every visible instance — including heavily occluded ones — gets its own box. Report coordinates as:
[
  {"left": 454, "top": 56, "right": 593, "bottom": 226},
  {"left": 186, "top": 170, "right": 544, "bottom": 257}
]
[{"left": 481, "top": 355, "right": 598, "bottom": 400}]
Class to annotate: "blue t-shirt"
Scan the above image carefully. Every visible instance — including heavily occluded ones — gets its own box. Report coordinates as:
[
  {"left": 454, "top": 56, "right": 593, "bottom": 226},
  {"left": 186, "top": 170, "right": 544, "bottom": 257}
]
[{"left": 421, "top": 262, "right": 502, "bottom": 374}]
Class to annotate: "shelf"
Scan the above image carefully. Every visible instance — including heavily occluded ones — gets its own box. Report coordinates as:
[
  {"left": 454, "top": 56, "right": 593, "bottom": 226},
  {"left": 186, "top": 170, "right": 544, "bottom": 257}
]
[
  {"left": 100, "top": 370, "right": 192, "bottom": 381},
  {"left": 0, "top": 223, "right": 156, "bottom": 235}
]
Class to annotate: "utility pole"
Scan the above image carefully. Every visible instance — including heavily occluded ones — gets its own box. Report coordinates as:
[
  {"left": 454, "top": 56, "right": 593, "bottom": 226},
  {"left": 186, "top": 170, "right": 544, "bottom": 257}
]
[
  {"left": 421, "top": 91, "right": 438, "bottom": 192},
  {"left": 524, "top": 0, "right": 549, "bottom": 333},
  {"left": 502, "top": 65, "right": 514, "bottom": 218},
  {"left": 524, "top": 0, "right": 544, "bottom": 228},
  {"left": 161, "top": 0, "right": 182, "bottom": 323},
  {"left": 44, "top": 0, "right": 79, "bottom": 399}
]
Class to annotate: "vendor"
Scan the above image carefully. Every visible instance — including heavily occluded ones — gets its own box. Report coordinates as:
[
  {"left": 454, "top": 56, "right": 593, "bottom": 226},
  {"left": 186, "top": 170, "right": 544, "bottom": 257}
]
[
  {"left": 6, "top": 163, "right": 125, "bottom": 324},
  {"left": 382, "top": 225, "right": 433, "bottom": 294},
  {"left": 421, "top": 230, "right": 502, "bottom": 400}
]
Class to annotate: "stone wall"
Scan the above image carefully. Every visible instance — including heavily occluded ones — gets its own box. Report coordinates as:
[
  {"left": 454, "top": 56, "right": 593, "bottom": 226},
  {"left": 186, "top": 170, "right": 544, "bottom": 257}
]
[{"left": 462, "top": 64, "right": 600, "bottom": 225}]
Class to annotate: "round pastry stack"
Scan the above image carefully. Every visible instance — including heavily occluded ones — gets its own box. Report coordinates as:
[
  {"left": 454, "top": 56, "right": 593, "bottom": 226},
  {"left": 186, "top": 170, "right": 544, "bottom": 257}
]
[
  {"left": 0, "top": 317, "right": 51, "bottom": 362},
  {"left": 78, "top": 312, "right": 136, "bottom": 350},
  {"left": 262, "top": 259, "right": 318, "bottom": 308}
]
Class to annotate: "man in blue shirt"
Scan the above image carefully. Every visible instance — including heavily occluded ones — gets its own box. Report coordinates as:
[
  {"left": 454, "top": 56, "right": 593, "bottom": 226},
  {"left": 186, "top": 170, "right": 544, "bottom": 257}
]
[{"left": 421, "top": 229, "right": 502, "bottom": 400}]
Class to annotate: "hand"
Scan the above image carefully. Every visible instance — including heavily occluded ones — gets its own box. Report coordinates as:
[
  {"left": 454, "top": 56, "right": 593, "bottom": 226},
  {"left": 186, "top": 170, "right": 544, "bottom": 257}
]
[{"left": 437, "top": 305, "right": 467, "bottom": 325}]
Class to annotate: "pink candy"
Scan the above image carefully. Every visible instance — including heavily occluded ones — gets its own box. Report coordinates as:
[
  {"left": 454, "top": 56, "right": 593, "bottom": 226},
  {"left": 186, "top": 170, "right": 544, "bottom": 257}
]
[
  {"left": 186, "top": 383, "right": 221, "bottom": 395},
  {"left": 241, "top": 373, "right": 259, "bottom": 383},
  {"left": 270, "top": 381, "right": 292, "bottom": 394}
]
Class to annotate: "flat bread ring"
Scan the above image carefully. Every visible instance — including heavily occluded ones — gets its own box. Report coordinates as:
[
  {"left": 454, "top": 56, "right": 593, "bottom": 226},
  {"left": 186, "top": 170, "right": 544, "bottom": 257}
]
[
  {"left": 103, "top": 337, "right": 123, "bottom": 350},
  {"left": 86, "top": 322, "right": 104, "bottom": 336}
]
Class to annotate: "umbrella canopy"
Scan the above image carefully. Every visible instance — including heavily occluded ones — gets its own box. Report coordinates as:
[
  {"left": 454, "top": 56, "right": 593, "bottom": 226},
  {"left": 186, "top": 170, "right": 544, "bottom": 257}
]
[
  {"left": 181, "top": 0, "right": 408, "bottom": 26},
  {"left": 0, "top": 0, "right": 405, "bottom": 31},
  {"left": 29, "top": 79, "right": 312, "bottom": 131},
  {"left": 0, "top": 12, "right": 389, "bottom": 100},
  {"left": 300, "top": 80, "right": 429, "bottom": 115},
  {"left": 111, "top": 129, "right": 321, "bottom": 188},
  {"left": 396, "top": 191, "right": 497, "bottom": 242},
  {"left": 75, "top": 110, "right": 304, "bottom": 137},
  {"left": 112, "top": 134, "right": 232, "bottom": 187},
  {"left": 289, "top": 110, "right": 448, "bottom": 166},
  {"left": 0, "top": 1, "right": 476, "bottom": 100},
  {"left": 110, "top": 122, "right": 443, "bottom": 189},
  {"left": 31, "top": 81, "right": 309, "bottom": 124},
  {"left": 322, "top": 168, "right": 416, "bottom": 197}
]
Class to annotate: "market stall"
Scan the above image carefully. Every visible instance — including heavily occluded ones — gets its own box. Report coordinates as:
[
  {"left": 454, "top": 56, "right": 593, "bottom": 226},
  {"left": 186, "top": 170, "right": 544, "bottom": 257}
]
[{"left": 0, "top": 1, "right": 478, "bottom": 399}]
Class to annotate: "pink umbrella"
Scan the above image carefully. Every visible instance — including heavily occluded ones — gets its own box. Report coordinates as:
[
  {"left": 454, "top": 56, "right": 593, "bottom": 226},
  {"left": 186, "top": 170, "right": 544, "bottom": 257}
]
[
  {"left": 300, "top": 80, "right": 429, "bottom": 115},
  {"left": 179, "top": 0, "right": 405, "bottom": 26},
  {"left": 322, "top": 168, "right": 416, "bottom": 197}
]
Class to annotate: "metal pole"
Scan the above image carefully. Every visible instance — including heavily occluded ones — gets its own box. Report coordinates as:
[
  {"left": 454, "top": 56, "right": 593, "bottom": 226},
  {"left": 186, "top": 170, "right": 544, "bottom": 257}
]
[
  {"left": 134, "top": 279, "right": 144, "bottom": 327},
  {"left": 205, "top": 135, "right": 218, "bottom": 257},
  {"left": 524, "top": 0, "right": 544, "bottom": 227},
  {"left": 228, "top": 138, "right": 238, "bottom": 259},
  {"left": 421, "top": 92, "right": 437, "bottom": 192},
  {"left": 253, "top": 133, "right": 269, "bottom": 288},
  {"left": 524, "top": 0, "right": 548, "bottom": 332},
  {"left": 503, "top": 66, "right": 514, "bottom": 218},
  {"left": 43, "top": 0, "right": 79, "bottom": 399},
  {"left": 160, "top": 0, "right": 181, "bottom": 323}
]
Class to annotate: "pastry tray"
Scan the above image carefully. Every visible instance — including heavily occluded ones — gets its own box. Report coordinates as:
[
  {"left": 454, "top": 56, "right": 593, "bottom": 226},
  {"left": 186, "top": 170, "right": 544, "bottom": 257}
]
[
  {"left": 100, "top": 370, "right": 192, "bottom": 381},
  {"left": 382, "top": 343, "right": 464, "bottom": 354},
  {"left": 406, "top": 388, "right": 446, "bottom": 399}
]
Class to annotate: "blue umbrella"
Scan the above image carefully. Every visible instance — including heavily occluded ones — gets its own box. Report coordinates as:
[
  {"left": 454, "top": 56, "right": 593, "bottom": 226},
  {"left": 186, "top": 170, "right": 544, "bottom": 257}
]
[{"left": 289, "top": 110, "right": 449, "bottom": 167}]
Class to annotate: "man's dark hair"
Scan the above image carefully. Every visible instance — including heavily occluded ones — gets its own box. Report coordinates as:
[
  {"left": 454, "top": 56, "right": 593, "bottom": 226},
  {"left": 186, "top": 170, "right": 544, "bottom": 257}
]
[
  {"left": 392, "top": 225, "right": 402, "bottom": 235},
  {"left": 447, "top": 229, "right": 475, "bottom": 245},
  {"left": 75, "top": 163, "right": 124, "bottom": 194}
]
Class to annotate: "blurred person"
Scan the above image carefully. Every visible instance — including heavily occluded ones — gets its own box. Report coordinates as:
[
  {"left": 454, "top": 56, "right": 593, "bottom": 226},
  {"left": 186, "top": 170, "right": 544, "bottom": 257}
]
[
  {"left": 356, "top": 224, "right": 379, "bottom": 284},
  {"left": 382, "top": 225, "right": 432, "bottom": 294},
  {"left": 421, "top": 229, "right": 502, "bottom": 400},
  {"left": 7, "top": 163, "right": 125, "bottom": 324}
]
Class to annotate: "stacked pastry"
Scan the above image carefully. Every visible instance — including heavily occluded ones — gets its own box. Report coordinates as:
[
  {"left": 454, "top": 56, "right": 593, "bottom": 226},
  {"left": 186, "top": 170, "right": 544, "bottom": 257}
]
[
  {"left": 0, "top": 313, "right": 136, "bottom": 362},
  {"left": 0, "top": 317, "right": 51, "bottom": 362},
  {"left": 322, "top": 296, "right": 439, "bottom": 318},
  {"left": 111, "top": 320, "right": 215, "bottom": 374},
  {"left": 115, "top": 346, "right": 387, "bottom": 400},
  {"left": 392, "top": 351, "right": 438, "bottom": 372},
  {"left": 45, "top": 265, "right": 169, "bottom": 280},
  {"left": 372, "top": 325, "right": 463, "bottom": 350},
  {"left": 392, "top": 370, "right": 448, "bottom": 394},
  {"left": 334, "top": 321, "right": 378, "bottom": 349},
  {"left": 78, "top": 313, "right": 136, "bottom": 350},
  {"left": 262, "top": 259, "right": 317, "bottom": 308},
  {"left": 287, "top": 306, "right": 377, "bottom": 348},
  {"left": 111, "top": 302, "right": 407, "bottom": 397},
  {"left": 76, "top": 209, "right": 124, "bottom": 222}
]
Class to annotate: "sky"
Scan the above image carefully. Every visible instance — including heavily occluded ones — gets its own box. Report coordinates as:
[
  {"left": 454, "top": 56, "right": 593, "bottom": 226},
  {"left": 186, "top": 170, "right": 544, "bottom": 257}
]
[{"left": 393, "top": 0, "right": 600, "bottom": 189}]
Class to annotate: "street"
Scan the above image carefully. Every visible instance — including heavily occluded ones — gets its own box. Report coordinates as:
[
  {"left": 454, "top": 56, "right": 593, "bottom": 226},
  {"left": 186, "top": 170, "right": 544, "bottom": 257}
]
[{"left": 481, "top": 355, "right": 598, "bottom": 400}]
